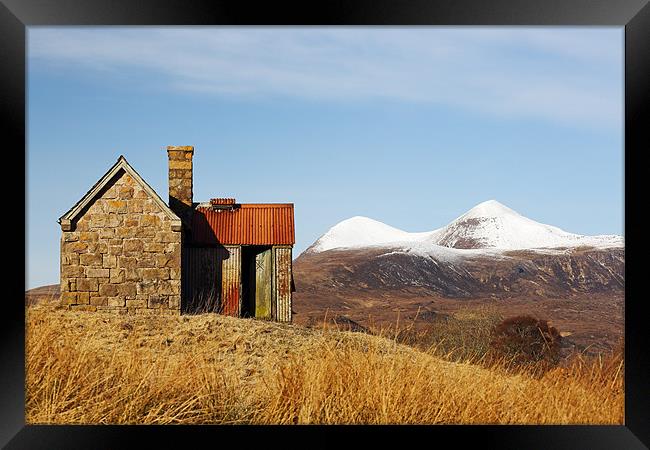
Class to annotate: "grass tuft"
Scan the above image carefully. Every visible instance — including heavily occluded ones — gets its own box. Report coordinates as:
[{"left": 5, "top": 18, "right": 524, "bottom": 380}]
[{"left": 26, "top": 303, "right": 623, "bottom": 424}]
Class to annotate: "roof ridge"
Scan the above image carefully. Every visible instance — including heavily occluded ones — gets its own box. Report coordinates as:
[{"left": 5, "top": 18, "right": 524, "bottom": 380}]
[{"left": 59, "top": 156, "right": 182, "bottom": 231}]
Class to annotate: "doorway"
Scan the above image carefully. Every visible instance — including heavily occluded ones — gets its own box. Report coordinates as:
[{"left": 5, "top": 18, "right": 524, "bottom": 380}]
[{"left": 241, "top": 245, "right": 273, "bottom": 319}]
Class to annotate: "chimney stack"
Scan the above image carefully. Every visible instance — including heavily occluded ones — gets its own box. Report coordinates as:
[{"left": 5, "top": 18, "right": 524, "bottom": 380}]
[{"left": 167, "top": 145, "right": 194, "bottom": 223}]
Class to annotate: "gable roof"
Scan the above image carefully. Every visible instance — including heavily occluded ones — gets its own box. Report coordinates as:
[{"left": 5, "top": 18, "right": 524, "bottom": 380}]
[
  {"left": 190, "top": 203, "right": 295, "bottom": 246},
  {"left": 58, "top": 155, "right": 182, "bottom": 232}
]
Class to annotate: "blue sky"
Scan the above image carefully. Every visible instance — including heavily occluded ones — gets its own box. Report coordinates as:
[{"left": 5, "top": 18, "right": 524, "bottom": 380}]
[{"left": 26, "top": 27, "right": 624, "bottom": 289}]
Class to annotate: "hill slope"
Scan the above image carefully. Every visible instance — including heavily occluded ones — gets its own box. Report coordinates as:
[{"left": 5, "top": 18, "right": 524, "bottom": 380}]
[
  {"left": 26, "top": 304, "right": 623, "bottom": 424},
  {"left": 25, "top": 284, "right": 60, "bottom": 306}
]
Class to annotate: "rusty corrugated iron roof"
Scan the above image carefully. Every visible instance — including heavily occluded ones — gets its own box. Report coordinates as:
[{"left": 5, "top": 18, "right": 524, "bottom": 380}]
[{"left": 191, "top": 203, "right": 295, "bottom": 246}]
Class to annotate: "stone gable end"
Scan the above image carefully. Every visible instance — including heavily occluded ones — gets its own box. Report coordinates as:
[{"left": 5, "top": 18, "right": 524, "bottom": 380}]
[{"left": 60, "top": 170, "right": 181, "bottom": 315}]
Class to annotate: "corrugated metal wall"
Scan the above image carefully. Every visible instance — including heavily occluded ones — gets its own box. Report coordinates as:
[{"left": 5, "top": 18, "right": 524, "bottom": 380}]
[
  {"left": 221, "top": 245, "right": 241, "bottom": 316},
  {"left": 273, "top": 246, "right": 292, "bottom": 322},
  {"left": 182, "top": 247, "right": 220, "bottom": 313},
  {"left": 182, "top": 244, "right": 290, "bottom": 322},
  {"left": 182, "top": 245, "right": 241, "bottom": 315}
]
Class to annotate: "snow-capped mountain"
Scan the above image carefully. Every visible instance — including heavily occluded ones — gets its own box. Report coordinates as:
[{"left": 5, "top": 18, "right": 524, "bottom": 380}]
[
  {"left": 293, "top": 200, "right": 624, "bottom": 354},
  {"left": 307, "top": 216, "right": 435, "bottom": 253},
  {"left": 433, "top": 200, "right": 622, "bottom": 250},
  {"left": 305, "top": 200, "right": 623, "bottom": 255}
]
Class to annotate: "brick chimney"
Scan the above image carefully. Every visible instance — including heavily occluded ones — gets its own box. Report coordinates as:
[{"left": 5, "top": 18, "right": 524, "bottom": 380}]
[{"left": 166, "top": 145, "right": 194, "bottom": 224}]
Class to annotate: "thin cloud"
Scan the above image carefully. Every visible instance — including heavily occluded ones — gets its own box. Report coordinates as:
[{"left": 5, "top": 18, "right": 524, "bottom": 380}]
[{"left": 28, "top": 27, "right": 622, "bottom": 130}]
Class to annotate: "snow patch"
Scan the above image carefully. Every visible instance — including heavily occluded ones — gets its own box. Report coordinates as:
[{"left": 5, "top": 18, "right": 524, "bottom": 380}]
[
  {"left": 308, "top": 216, "right": 438, "bottom": 253},
  {"left": 306, "top": 200, "right": 623, "bottom": 256},
  {"left": 435, "top": 199, "right": 623, "bottom": 250}
]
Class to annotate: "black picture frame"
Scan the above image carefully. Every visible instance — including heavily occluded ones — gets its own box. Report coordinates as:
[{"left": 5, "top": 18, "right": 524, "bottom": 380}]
[{"left": 4, "top": 0, "right": 648, "bottom": 448}]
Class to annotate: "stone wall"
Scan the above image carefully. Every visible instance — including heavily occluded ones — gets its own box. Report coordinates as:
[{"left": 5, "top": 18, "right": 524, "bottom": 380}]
[{"left": 60, "top": 170, "right": 182, "bottom": 314}]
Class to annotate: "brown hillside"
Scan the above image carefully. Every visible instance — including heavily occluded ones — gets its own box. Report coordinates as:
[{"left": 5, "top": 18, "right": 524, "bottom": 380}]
[
  {"left": 26, "top": 303, "right": 623, "bottom": 424},
  {"left": 292, "top": 247, "right": 624, "bottom": 355}
]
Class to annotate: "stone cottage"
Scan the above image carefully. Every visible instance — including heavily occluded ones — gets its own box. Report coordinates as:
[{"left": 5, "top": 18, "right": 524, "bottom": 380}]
[{"left": 58, "top": 146, "right": 295, "bottom": 322}]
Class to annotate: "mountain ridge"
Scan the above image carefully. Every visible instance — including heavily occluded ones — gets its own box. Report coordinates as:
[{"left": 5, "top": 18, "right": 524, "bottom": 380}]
[
  {"left": 304, "top": 200, "right": 623, "bottom": 255},
  {"left": 293, "top": 200, "right": 624, "bottom": 353}
]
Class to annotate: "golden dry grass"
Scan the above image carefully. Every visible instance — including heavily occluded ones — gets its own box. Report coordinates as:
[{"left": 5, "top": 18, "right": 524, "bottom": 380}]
[{"left": 26, "top": 303, "right": 623, "bottom": 425}]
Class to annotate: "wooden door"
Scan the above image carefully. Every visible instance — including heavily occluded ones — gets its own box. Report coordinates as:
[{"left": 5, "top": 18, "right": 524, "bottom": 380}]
[{"left": 255, "top": 248, "right": 272, "bottom": 319}]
